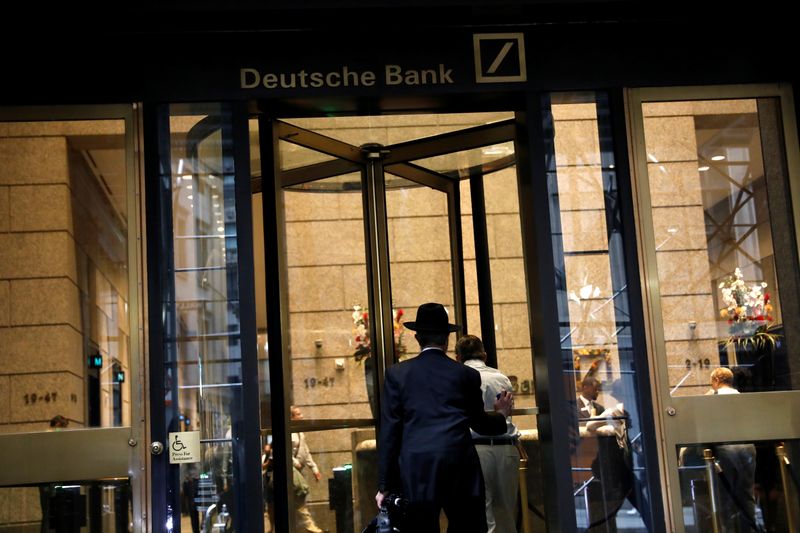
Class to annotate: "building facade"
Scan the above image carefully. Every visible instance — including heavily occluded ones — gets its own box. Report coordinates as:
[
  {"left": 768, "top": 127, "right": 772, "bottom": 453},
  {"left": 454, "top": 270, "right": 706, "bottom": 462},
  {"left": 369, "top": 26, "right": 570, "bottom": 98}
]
[{"left": 1, "top": 2, "right": 799, "bottom": 532}]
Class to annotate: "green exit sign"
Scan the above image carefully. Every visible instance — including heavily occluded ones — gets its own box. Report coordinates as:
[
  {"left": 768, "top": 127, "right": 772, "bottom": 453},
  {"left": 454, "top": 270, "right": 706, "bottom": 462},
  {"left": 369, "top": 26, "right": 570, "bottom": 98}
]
[{"left": 88, "top": 355, "right": 103, "bottom": 369}]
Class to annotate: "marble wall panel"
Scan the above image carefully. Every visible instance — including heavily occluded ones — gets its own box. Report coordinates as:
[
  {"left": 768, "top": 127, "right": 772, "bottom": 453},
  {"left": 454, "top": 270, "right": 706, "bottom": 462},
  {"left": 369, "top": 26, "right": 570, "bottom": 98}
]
[
  {"left": 489, "top": 213, "right": 523, "bottom": 259},
  {"left": 555, "top": 166, "right": 605, "bottom": 211},
  {"left": 643, "top": 100, "right": 756, "bottom": 118},
  {"left": 496, "top": 303, "right": 532, "bottom": 350},
  {"left": 660, "top": 294, "right": 718, "bottom": 341},
  {"left": 341, "top": 264, "right": 370, "bottom": 312},
  {"left": 656, "top": 250, "right": 713, "bottom": 296},
  {"left": 647, "top": 162, "right": 703, "bottom": 207},
  {"left": 8, "top": 372, "right": 83, "bottom": 424},
  {"left": 287, "top": 266, "right": 346, "bottom": 312},
  {"left": 291, "top": 357, "right": 369, "bottom": 405},
  {"left": 286, "top": 219, "right": 365, "bottom": 267},
  {"left": 0, "top": 137, "right": 69, "bottom": 185},
  {"left": 560, "top": 210, "right": 608, "bottom": 252},
  {"left": 9, "top": 184, "right": 72, "bottom": 232},
  {"left": 0, "top": 324, "right": 83, "bottom": 375},
  {"left": 460, "top": 180, "right": 473, "bottom": 216},
  {"left": 288, "top": 311, "right": 356, "bottom": 358},
  {"left": 283, "top": 188, "right": 351, "bottom": 223},
  {"left": 553, "top": 120, "right": 601, "bottom": 167},
  {"left": 651, "top": 206, "right": 708, "bottom": 251},
  {"left": 643, "top": 116, "right": 697, "bottom": 162},
  {"left": 553, "top": 103, "right": 598, "bottom": 122},
  {"left": 388, "top": 216, "right": 452, "bottom": 262},
  {"left": 0, "top": 487, "right": 41, "bottom": 524},
  {"left": 460, "top": 214, "right": 478, "bottom": 259},
  {"left": 388, "top": 261, "right": 454, "bottom": 309},
  {"left": 0, "top": 185, "right": 8, "bottom": 231},
  {"left": 385, "top": 186, "right": 447, "bottom": 219},
  {"left": 0, "top": 376, "right": 9, "bottom": 425},
  {"left": 484, "top": 169, "right": 519, "bottom": 214},
  {"left": 0, "top": 232, "right": 77, "bottom": 281},
  {"left": 4, "top": 120, "right": 124, "bottom": 137},
  {"left": 465, "top": 303, "right": 483, "bottom": 338},
  {"left": 489, "top": 258, "right": 527, "bottom": 304},
  {"left": 463, "top": 259, "right": 478, "bottom": 305},
  {"left": 10, "top": 278, "right": 80, "bottom": 329},
  {"left": 665, "top": 339, "right": 721, "bottom": 393},
  {"left": 297, "top": 403, "right": 372, "bottom": 422},
  {"left": 564, "top": 253, "right": 612, "bottom": 300},
  {"left": 497, "top": 347, "right": 535, "bottom": 385},
  {"left": 0, "top": 281, "right": 8, "bottom": 326}
]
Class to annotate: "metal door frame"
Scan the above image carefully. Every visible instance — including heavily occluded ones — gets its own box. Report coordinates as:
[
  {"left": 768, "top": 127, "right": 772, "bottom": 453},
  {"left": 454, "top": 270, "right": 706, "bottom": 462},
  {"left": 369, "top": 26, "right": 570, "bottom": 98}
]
[
  {"left": 627, "top": 83, "right": 800, "bottom": 532},
  {"left": 258, "top": 114, "right": 516, "bottom": 532},
  {"left": 0, "top": 104, "right": 147, "bottom": 530}
]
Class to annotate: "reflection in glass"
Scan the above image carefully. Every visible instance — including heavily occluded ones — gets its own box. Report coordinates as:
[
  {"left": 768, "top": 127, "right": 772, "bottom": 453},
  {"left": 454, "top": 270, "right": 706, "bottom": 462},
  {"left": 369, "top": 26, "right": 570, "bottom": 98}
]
[
  {"left": 676, "top": 439, "right": 799, "bottom": 532},
  {"left": 164, "top": 105, "right": 244, "bottom": 531},
  {"left": 0, "top": 479, "right": 131, "bottom": 531},
  {"left": 0, "top": 118, "right": 131, "bottom": 436},
  {"left": 543, "top": 93, "right": 654, "bottom": 530},
  {"left": 641, "top": 99, "right": 793, "bottom": 396}
]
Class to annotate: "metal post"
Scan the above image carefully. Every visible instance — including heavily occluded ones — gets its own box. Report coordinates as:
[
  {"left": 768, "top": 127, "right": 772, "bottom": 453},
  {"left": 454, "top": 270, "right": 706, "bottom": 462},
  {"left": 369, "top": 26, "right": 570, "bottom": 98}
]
[
  {"left": 518, "top": 452, "right": 532, "bottom": 533},
  {"left": 703, "top": 448, "right": 722, "bottom": 533},
  {"left": 776, "top": 444, "right": 798, "bottom": 533}
]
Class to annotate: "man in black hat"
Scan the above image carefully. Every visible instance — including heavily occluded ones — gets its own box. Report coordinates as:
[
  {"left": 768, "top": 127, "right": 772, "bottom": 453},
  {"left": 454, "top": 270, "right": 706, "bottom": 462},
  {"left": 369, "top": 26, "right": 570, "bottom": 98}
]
[{"left": 375, "top": 302, "right": 514, "bottom": 533}]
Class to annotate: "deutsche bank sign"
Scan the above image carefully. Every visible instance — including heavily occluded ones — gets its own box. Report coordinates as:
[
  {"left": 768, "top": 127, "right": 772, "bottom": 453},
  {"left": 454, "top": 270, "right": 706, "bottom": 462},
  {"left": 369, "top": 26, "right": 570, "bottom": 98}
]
[
  {"left": 473, "top": 33, "right": 527, "bottom": 83},
  {"left": 238, "top": 33, "right": 526, "bottom": 91}
]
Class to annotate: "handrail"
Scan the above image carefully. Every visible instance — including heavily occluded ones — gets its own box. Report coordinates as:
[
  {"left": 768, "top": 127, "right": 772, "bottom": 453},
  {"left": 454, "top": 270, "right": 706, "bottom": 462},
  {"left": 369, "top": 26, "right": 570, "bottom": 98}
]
[
  {"left": 703, "top": 449, "right": 722, "bottom": 533},
  {"left": 776, "top": 444, "right": 798, "bottom": 532}
]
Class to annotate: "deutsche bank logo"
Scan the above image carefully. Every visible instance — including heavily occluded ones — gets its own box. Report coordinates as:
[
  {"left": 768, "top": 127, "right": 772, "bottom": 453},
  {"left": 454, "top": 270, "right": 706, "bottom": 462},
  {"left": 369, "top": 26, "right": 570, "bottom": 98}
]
[{"left": 473, "top": 33, "right": 527, "bottom": 83}]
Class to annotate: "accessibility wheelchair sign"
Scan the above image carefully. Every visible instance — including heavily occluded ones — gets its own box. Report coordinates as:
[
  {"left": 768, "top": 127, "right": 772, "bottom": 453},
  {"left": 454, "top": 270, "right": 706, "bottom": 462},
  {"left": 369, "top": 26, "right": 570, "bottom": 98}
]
[
  {"left": 473, "top": 33, "right": 527, "bottom": 83},
  {"left": 168, "top": 431, "right": 201, "bottom": 464}
]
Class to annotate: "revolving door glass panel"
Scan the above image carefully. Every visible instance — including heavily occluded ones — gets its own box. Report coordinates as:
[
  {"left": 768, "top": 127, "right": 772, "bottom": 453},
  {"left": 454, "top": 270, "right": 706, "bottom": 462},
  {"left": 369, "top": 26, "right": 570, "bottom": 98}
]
[{"left": 256, "top": 112, "right": 543, "bottom": 532}]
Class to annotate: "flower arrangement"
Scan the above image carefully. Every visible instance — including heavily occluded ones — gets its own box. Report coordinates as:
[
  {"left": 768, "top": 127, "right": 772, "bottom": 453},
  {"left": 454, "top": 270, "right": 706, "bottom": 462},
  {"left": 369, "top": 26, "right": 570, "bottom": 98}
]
[
  {"left": 718, "top": 267, "right": 780, "bottom": 349},
  {"left": 351, "top": 304, "right": 405, "bottom": 363}
]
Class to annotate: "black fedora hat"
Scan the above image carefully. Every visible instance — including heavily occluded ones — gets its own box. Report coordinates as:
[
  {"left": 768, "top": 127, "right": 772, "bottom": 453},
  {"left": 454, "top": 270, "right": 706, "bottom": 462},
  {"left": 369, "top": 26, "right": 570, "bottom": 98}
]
[{"left": 403, "top": 303, "right": 460, "bottom": 333}]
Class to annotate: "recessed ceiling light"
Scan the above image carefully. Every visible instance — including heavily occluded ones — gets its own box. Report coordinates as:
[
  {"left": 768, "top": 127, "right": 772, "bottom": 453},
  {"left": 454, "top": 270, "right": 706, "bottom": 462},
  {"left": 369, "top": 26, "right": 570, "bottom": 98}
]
[
  {"left": 698, "top": 166, "right": 710, "bottom": 172},
  {"left": 711, "top": 155, "right": 726, "bottom": 161}
]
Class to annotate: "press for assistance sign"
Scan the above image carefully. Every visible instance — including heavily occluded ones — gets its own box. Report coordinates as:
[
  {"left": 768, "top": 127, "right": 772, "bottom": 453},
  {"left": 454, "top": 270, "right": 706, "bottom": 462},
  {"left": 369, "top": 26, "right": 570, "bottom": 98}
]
[{"left": 168, "top": 431, "right": 201, "bottom": 464}]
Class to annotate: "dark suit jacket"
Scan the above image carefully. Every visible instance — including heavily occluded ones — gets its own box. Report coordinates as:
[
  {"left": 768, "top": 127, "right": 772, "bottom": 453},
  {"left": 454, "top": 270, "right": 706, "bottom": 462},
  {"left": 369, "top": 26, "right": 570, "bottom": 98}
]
[
  {"left": 577, "top": 397, "right": 605, "bottom": 422},
  {"left": 377, "top": 348, "right": 507, "bottom": 501}
]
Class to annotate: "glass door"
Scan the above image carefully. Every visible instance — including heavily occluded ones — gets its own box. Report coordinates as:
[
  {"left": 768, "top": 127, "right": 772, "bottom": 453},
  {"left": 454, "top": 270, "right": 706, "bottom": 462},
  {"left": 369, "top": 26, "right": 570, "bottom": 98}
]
[
  {"left": 0, "top": 105, "right": 145, "bottom": 532},
  {"left": 254, "top": 112, "right": 543, "bottom": 533},
  {"left": 629, "top": 85, "right": 800, "bottom": 532}
]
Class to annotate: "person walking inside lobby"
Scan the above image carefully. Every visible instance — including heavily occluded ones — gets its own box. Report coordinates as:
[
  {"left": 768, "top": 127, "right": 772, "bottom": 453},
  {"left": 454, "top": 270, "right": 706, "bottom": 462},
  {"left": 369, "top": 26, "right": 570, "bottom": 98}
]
[
  {"left": 456, "top": 334, "right": 520, "bottom": 533},
  {"left": 290, "top": 405, "right": 327, "bottom": 533},
  {"left": 376, "top": 302, "right": 514, "bottom": 533}
]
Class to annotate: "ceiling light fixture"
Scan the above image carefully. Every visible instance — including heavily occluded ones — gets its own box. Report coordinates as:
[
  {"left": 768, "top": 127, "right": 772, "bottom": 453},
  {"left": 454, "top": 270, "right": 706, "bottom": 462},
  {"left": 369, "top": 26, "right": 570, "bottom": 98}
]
[{"left": 711, "top": 155, "right": 726, "bottom": 161}]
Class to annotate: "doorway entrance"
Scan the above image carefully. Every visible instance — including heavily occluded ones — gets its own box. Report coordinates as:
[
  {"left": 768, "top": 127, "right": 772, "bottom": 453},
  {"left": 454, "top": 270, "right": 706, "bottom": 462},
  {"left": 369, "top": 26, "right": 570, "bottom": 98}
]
[{"left": 251, "top": 112, "right": 543, "bottom": 532}]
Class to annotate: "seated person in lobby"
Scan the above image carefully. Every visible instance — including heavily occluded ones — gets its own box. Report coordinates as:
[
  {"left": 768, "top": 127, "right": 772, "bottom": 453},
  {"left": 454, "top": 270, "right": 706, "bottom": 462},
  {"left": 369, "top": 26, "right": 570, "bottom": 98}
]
[{"left": 576, "top": 376, "right": 605, "bottom": 423}]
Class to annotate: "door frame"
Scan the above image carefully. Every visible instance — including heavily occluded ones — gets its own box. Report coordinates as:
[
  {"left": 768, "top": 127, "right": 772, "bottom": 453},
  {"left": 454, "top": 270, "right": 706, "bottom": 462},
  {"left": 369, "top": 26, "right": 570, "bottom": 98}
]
[
  {"left": 626, "top": 83, "right": 800, "bottom": 531},
  {"left": 258, "top": 113, "right": 522, "bottom": 532},
  {"left": 0, "top": 103, "right": 147, "bottom": 530}
]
